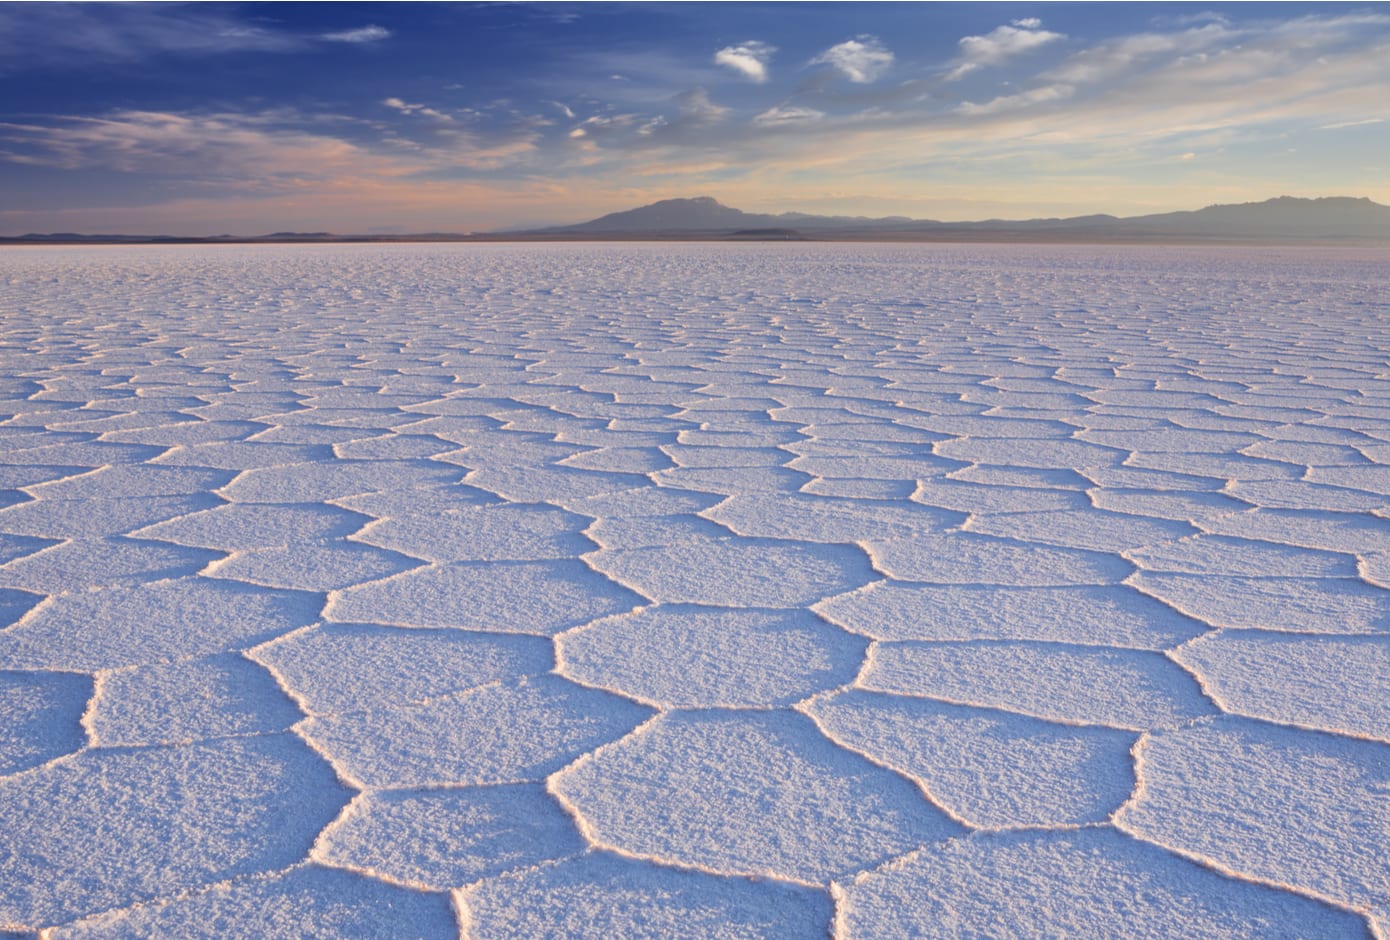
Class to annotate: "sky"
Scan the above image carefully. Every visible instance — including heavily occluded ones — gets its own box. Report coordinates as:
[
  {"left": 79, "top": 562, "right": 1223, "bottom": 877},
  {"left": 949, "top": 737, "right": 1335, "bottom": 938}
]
[{"left": 1, "top": 2, "right": 1388, "bottom": 235}]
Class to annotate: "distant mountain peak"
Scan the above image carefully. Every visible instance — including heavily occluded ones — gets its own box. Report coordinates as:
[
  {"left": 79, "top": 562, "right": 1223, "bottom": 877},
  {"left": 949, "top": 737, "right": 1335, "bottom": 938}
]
[
  {"left": 1203, "top": 195, "right": 1380, "bottom": 210},
  {"left": 550, "top": 196, "right": 777, "bottom": 233},
  {"left": 9, "top": 193, "right": 1387, "bottom": 245},
  {"left": 535, "top": 193, "right": 1390, "bottom": 241}
]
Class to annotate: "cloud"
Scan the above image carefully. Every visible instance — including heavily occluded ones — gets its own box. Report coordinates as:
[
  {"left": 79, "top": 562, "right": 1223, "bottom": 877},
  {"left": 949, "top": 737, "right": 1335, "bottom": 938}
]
[
  {"left": 753, "top": 106, "right": 826, "bottom": 127},
  {"left": 947, "top": 20, "right": 1066, "bottom": 80},
  {"left": 1319, "top": 117, "right": 1385, "bottom": 130},
  {"left": 567, "top": 112, "right": 639, "bottom": 142},
  {"left": 715, "top": 40, "right": 776, "bottom": 83},
  {"left": 1044, "top": 27, "right": 1224, "bottom": 85},
  {"left": 569, "top": 87, "right": 733, "bottom": 155},
  {"left": 0, "top": 5, "right": 301, "bottom": 67},
  {"left": 0, "top": 104, "right": 547, "bottom": 187},
  {"left": 429, "top": 130, "right": 542, "bottom": 171},
  {"left": 321, "top": 25, "right": 391, "bottom": 44},
  {"left": 811, "top": 36, "right": 894, "bottom": 83},
  {"left": 674, "top": 88, "right": 730, "bottom": 125},
  {"left": 957, "top": 83, "right": 1074, "bottom": 116},
  {"left": 1168, "top": 11, "right": 1232, "bottom": 29},
  {"left": 0, "top": 6, "right": 396, "bottom": 71},
  {"left": 0, "top": 110, "right": 373, "bottom": 180},
  {"left": 383, "top": 98, "right": 453, "bottom": 122}
]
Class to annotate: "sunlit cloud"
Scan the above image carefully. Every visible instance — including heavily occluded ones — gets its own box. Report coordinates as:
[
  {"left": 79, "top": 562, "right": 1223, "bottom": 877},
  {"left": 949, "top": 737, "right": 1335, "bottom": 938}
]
[
  {"left": 753, "top": 105, "right": 826, "bottom": 127},
  {"left": 0, "top": 105, "right": 547, "bottom": 186},
  {"left": 1045, "top": 26, "right": 1226, "bottom": 85},
  {"left": 947, "top": 19, "right": 1066, "bottom": 81},
  {"left": 714, "top": 40, "right": 776, "bottom": 83},
  {"left": 568, "top": 113, "right": 638, "bottom": 142},
  {"left": 957, "top": 83, "right": 1074, "bottom": 116},
  {"left": 383, "top": 98, "right": 454, "bottom": 122},
  {"left": 1320, "top": 117, "right": 1385, "bottom": 130},
  {"left": 0, "top": 111, "right": 372, "bottom": 179},
  {"left": 811, "top": 36, "right": 894, "bottom": 83},
  {"left": 321, "top": 25, "right": 391, "bottom": 44}
]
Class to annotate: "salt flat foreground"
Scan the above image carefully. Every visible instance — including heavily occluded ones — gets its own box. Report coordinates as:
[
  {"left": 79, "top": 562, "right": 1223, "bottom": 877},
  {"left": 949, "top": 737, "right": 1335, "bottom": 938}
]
[{"left": 2, "top": 242, "right": 1389, "bottom": 938}]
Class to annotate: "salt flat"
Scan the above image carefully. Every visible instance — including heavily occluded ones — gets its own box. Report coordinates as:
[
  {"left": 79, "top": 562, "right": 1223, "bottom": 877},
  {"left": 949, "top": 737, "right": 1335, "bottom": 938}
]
[{"left": 2, "top": 242, "right": 1389, "bottom": 937}]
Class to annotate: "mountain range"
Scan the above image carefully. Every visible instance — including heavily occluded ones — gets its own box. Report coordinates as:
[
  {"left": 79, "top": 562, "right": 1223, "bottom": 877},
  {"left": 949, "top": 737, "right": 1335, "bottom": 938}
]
[
  {"left": 534, "top": 195, "right": 1390, "bottom": 242},
  {"left": 6, "top": 196, "right": 1389, "bottom": 244}
]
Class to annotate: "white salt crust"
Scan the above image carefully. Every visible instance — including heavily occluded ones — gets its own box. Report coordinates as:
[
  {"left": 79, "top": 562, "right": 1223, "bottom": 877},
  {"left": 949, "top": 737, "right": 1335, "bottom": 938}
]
[{"left": 1, "top": 242, "right": 1387, "bottom": 937}]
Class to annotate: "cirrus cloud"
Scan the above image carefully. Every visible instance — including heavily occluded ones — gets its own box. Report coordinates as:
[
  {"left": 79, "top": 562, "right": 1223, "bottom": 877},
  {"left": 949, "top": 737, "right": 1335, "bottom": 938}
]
[
  {"left": 947, "top": 19, "right": 1066, "bottom": 81},
  {"left": 753, "top": 105, "right": 826, "bottom": 128},
  {"left": 0, "top": 110, "right": 373, "bottom": 179},
  {"left": 383, "top": 98, "right": 453, "bottom": 122},
  {"left": 957, "top": 83, "right": 1075, "bottom": 116},
  {"left": 321, "top": 25, "right": 391, "bottom": 44}
]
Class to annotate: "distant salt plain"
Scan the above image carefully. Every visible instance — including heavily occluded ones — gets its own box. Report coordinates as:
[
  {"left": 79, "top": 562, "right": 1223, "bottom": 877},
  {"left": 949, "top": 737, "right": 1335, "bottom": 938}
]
[{"left": 2, "top": 241, "right": 1389, "bottom": 937}]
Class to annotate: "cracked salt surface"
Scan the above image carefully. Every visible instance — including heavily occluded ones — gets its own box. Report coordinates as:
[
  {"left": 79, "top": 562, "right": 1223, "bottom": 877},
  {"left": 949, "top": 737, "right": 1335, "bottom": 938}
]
[{"left": 2, "top": 242, "right": 1389, "bottom": 936}]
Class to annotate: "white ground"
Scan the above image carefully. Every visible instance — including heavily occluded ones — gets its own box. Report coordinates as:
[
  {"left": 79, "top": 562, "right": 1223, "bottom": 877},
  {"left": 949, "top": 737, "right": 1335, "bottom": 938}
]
[{"left": 2, "top": 242, "right": 1388, "bottom": 937}]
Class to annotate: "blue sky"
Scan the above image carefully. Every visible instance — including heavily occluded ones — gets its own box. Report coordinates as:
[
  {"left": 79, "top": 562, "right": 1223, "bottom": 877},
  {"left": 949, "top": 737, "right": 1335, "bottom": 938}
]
[{"left": 2, "top": 2, "right": 1387, "bottom": 234}]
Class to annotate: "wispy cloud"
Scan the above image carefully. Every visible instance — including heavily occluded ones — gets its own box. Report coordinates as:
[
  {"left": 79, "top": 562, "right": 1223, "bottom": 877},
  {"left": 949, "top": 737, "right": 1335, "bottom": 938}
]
[
  {"left": 0, "top": 5, "right": 396, "bottom": 71},
  {"left": 1320, "top": 117, "right": 1385, "bottom": 130},
  {"left": 0, "top": 5, "right": 299, "bottom": 67},
  {"left": 637, "top": 89, "right": 731, "bottom": 144},
  {"left": 383, "top": 98, "right": 453, "bottom": 122},
  {"left": 321, "top": 25, "right": 391, "bottom": 44},
  {"left": 0, "top": 103, "right": 549, "bottom": 187},
  {"left": 0, "top": 110, "right": 375, "bottom": 180},
  {"left": 753, "top": 106, "right": 826, "bottom": 128},
  {"left": 568, "top": 113, "right": 639, "bottom": 141},
  {"left": 1166, "top": 11, "right": 1232, "bottom": 29},
  {"left": 1044, "top": 26, "right": 1225, "bottom": 85},
  {"left": 957, "top": 83, "right": 1074, "bottom": 116},
  {"left": 714, "top": 40, "right": 776, "bottom": 83},
  {"left": 811, "top": 36, "right": 894, "bottom": 84},
  {"left": 947, "top": 19, "right": 1066, "bottom": 81},
  {"left": 674, "top": 88, "right": 730, "bottom": 125}
]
